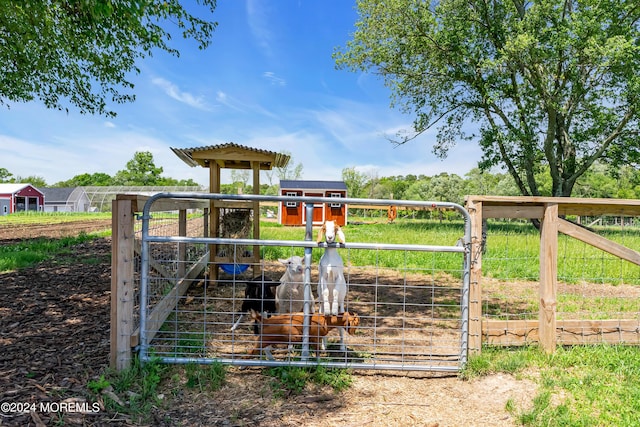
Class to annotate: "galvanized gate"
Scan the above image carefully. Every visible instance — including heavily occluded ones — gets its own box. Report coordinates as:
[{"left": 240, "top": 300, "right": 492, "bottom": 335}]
[{"left": 137, "top": 193, "right": 471, "bottom": 372}]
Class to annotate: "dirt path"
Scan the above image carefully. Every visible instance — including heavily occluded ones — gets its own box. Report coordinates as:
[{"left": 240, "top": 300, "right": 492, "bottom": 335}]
[{"left": 0, "top": 221, "right": 536, "bottom": 426}]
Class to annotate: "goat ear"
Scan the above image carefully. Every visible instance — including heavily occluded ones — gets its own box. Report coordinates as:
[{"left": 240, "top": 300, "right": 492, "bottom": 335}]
[
  {"left": 316, "top": 224, "right": 325, "bottom": 243},
  {"left": 337, "top": 226, "right": 346, "bottom": 244}
]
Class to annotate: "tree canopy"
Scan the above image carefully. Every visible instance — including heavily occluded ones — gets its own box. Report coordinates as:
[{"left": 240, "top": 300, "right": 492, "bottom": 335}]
[
  {"left": 335, "top": 0, "right": 640, "bottom": 197},
  {"left": 0, "top": 0, "right": 217, "bottom": 117}
]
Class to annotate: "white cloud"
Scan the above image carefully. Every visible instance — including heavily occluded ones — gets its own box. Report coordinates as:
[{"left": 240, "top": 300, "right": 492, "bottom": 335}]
[
  {"left": 263, "top": 71, "right": 286, "bottom": 86},
  {"left": 151, "top": 77, "right": 210, "bottom": 111}
]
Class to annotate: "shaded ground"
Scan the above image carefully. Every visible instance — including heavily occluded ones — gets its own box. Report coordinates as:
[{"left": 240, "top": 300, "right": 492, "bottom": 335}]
[{"left": 0, "top": 221, "right": 536, "bottom": 426}]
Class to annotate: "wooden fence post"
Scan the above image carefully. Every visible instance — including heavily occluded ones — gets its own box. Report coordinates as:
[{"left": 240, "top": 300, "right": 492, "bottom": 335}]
[
  {"left": 467, "top": 198, "right": 483, "bottom": 353},
  {"left": 110, "top": 198, "right": 135, "bottom": 370},
  {"left": 178, "top": 209, "right": 187, "bottom": 278},
  {"left": 539, "top": 203, "right": 559, "bottom": 353}
]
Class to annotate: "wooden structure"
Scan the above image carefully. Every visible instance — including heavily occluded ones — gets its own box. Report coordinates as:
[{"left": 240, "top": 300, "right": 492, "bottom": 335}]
[
  {"left": 279, "top": 180, "right": 347, "bottom": 226},
  {"left": 465, "top": 195, "right": 640, "bottom": 354},
  {"left": 0, "top": 183, "right": 44, "bottom": 215},
  {"left": 111, "top": 194, "right": 210, "bottom": 370},
  {"left": 172, "top": 143, "right": 290, "bottom": 278}
]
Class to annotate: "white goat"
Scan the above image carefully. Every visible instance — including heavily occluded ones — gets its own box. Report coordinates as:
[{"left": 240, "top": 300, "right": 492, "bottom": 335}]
[
  {"left": 275, "top": 255, "right": 305, "bottom": 313},
  {"left": 316, "top": 220, "right": 348, "bottom": 351}
]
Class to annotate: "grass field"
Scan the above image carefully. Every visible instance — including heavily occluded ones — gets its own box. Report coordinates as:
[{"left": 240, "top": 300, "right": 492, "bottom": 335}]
[{"left": 2, "top": 212, "right": 640, "bottom": 425}]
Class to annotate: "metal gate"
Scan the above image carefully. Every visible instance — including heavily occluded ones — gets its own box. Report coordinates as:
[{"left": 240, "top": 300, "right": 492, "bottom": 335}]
[{"left": 138, "top": 193, "right": 471, "bottom": 372}]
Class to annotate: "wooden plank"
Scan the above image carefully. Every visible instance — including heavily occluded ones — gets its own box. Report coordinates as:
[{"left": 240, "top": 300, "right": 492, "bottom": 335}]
[
  {"left": 466, "top": 198, "right": 483, "bottom": 353},
  {"left": 178, "top": 209, "right": 187, "bottom": 278},
  {"left": 558, "top": 218, "right": 640, "bottom": 266},
  {"left": 110, "top": 198, "right": 135, "bottom": 371},
  {"left": 116, "top": 194, "right": 209, "bottom": 212},
  {"left": 539, "top": 203, "right": 558, "bottom": 353},
  {"left": 483, "top": 319, "right": 640, "bottom": 346},
  {"left": 130, "top": 252, "right": 209, "bottom": 347},
  {"left": 482, "top": 205, "right": 545, "bottom": 219},
  {"left": 465, "top": 195, "right": 640, "bottom": 217},
  {"left": 134, "top": 240, "right": 173, "bottom": 279}
]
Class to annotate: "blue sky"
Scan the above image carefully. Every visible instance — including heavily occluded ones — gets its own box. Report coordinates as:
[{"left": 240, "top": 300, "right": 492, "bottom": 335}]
[{"left": 0, "top": 0, "right": 482, "bottom": 187}]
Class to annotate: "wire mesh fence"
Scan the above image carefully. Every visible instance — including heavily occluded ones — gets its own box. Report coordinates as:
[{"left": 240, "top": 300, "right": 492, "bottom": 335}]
[
  {"left": 481, "top": 215, "right": 640, "bottom": 346},
  {"left": 133, "top": 193, "right": 471, "bottom": 372}
]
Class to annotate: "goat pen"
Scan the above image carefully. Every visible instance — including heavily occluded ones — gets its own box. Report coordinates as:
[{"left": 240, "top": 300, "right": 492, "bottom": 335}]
[{"left": 111, "top": 193, "right": 472, "bottom": 373}]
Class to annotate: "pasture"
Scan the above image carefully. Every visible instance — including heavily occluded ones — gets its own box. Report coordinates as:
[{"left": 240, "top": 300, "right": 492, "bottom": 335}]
[{"left": 0, "top": 212, "right": 639, "bottom": 426}]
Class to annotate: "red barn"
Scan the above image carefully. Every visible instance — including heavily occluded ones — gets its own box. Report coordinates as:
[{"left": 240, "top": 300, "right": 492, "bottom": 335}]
[
  {"left": 279, "top": 180, "right": 348, "bottom": 226},
  {"left": 0, "top": 183, "right": 45, "bottom": 215}
]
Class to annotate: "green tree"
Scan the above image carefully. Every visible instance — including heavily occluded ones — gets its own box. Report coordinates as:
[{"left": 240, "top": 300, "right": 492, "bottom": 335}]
[
  {"left": 0, "top": 1, "right": 217, "bottom": 117},
  {"left": 341, "top": 167, "right": 369, "bottom": 198},
  {"left": 113, "top": 151, "right": 163, "bottom": 185},
  {"left": 335, "top": 0, "right": 640, "bottom": 197},
  {"left": 13, "top": 175, "right": 47, "bottom": 187},
  {"left": 54, "top": 172, "right": 114, "bottom": 187},
  {"left": 0, "top": 168, "right": 13, "bottom": 182}
]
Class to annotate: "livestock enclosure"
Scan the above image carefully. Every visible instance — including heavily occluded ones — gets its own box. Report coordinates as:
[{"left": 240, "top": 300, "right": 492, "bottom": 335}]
[
  {"left": 111, "top": 194, "right": 640, "bottom": 374},
  {"left": 466, "top": 196, "right": 640, "bottom": 353},
  {"left": 111, "top": 193, "right": 471, "bottom": 372}
]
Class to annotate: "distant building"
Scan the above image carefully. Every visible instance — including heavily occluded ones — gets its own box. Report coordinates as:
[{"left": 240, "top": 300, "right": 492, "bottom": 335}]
[
  {"left": 0, "top": 183, "right": 45, "bottom": 215},
  {"left": 41, "top": 187, "right": 91, "bottom": 212},
  {"left": 279, "top": 180, "right": 348, "bottom": 226}
]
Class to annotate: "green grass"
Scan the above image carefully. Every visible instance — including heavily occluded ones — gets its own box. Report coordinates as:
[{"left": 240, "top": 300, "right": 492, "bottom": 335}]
[
  {"left": 0, "top": 211, "right": 110, "bottom": 225},
  {"left": 259, "top": 219, "right": 466, "bottom": 273},
  {"left": 265, "top": 365, "right": 353, "bottom": 397},
  {"left": 482, "top": 220, "right": 640, "bottom": 285},
  {"left": 463, "top": 344, "right": 640, "bottom": 427},
  {"left": 0, "top": 233, "right": 103, "bottom": 272}
]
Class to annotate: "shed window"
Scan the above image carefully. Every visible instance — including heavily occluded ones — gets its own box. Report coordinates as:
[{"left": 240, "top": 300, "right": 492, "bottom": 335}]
[
  {"left": 330, "top": 192, "right": 342, "bottom": 208},
  {"left": 285, "top": 192, "right": 298, "bottom": 208}
]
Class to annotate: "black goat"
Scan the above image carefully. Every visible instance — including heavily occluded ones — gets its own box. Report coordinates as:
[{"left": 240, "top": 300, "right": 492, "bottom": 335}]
[{"left": 231, "top": 275, "right": 280, "bottom": 331}]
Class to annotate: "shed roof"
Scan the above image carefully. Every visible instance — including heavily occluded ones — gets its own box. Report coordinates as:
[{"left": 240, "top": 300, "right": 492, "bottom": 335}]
[
  {"left": 0, "top": 183, "right": 42, "bottom": 195},
  {"left": 41, "top": 187, "right": 76, "bottom": 203},
  {"left": 280, "top": 180, "right": 348, "bottom": 190},
  {"left": 171, "top": 143, "right": 290, "bottom": 170}
]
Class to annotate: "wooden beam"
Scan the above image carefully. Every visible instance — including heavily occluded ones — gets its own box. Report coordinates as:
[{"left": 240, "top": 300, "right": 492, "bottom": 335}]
[
  {"left": 539, "top": 203, "right": 558, "bottom": 353},
  {"left": 130, "top": 253, "right": 208, "bottom": 347},
  {"left": 483, "top": 319, "right": 640, "bottom": 346},
  {"left": 110, "top": 198, "right": 135, "bottom": 371},
  {"left": 466, "top": 198, "right": 483, "bottom": 354},
  {"left": 465, "top": 195, "right": 640, "bottom": 217},
  {"left": 252, "top": 161, "right": 261, "bottom": 276},
  {"left": 482, "top": 205, "right": 545, "bottom": 219},
  {"left": 209, "top": 162, "right": 220, "bottom": 282},
  {"left": 558, "top": 218, "right": 640, "bottom": 266}
]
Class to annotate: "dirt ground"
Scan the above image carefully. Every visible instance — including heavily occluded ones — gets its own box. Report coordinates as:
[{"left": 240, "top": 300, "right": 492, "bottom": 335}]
[{"left": 0, "top": 220, "right": 537, "bottom": 427}]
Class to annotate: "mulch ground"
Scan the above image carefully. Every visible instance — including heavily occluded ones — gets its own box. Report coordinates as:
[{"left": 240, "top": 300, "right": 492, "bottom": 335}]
[
  {"left": 0, "top": 222, "right": 533, "bottom": 427},
  {"left": 0, "top": 237, "right": 123, "bottom": 427}
]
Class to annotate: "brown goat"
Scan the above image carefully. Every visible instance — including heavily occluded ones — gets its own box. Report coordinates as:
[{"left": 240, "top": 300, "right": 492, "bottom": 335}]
[{"left": 247, "top": 310, "right": 360, "bottom": 359}]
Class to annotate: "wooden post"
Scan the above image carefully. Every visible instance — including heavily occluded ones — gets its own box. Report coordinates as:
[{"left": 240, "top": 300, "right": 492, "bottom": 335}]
[
  {"left": 209, "top": 162, "right": 221, "bottom": 282},
  {"left": 178, "top": 209, "right": 187, "bottom": 278},
  {"left": 110, "top": 198, "right": 135, "bottom": 370},
  {"left": 252, "top": 161, "right": 261, "bottom": 275},
  {"left": 466, "top": 198, "right": 483, "bottom": 353},
  {"left": 539, "top": 203, "right": 559, "bottom": 353}
]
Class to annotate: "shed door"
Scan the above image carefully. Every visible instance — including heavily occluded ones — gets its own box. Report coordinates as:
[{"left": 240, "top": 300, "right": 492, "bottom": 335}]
[{"left": 303, "top": 193, "right": 324, "bottom": 224}]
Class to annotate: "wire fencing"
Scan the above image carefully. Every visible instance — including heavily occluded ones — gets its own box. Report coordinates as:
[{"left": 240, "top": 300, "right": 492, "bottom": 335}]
[{"left": 135, "top": 193, "right": 472, "bottom": 372}]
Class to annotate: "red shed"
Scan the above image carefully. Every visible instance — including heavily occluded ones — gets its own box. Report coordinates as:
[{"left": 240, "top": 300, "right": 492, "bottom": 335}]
[
  {"left": 279, "top": 180, "right": 348, "bottom": 226},
  {"left": 0, "top": 183, "right": 45, "bottom": 215}
]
